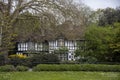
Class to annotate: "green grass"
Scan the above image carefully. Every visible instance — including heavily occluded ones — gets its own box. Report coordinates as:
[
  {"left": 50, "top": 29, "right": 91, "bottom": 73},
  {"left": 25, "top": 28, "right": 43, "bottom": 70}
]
[{"left": 0, "top": 72, "right": 120, "bottom": 80}]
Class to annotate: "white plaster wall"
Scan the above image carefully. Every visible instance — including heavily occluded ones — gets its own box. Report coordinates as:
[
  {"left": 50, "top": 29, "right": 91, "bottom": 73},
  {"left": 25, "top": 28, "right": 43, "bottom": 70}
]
[
  {"left": 17, "top": 40, "right": 77, "bottom": 61},
  {"left": 49, "top": 40, "right": 77, "bottom": 60},
  {"left": 18, "top": 42, "right": 43, "bottom": 51}
]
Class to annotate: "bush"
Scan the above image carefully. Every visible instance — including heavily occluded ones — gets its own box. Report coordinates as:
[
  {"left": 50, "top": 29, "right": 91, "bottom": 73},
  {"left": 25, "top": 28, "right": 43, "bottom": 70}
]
[
  {"left": 33, "top": 64, "right": 120, "bottom": 72},
  {"left": 28, "top": 53, "right": 60, "bottom": 67},
  {"left": 9, "top": 54, "right": 27, "bottom": 59},
  {"left": 16, "top": 66, "right": 29, "bottom": 71},
  {"left": 77, "top": 57, "right": 98, "bottom": 64},
  {"left": 0, "top": 65, "right": 16, "bottom": 72},
  {"left": 9, "top": 53, "right": 60, "bottom": 67},
  {"left": 9, "top": 55, "right": 28, "bottom": 67},
  {"left": 60, "top": 61, "right": 77, "bottom": 64}
]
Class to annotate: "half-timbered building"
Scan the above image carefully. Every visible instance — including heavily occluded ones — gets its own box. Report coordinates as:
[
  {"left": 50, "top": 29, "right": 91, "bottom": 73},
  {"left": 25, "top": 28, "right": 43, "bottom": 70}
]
[{"left": 14, "top": 21, "right": 85, "bottom": 61}]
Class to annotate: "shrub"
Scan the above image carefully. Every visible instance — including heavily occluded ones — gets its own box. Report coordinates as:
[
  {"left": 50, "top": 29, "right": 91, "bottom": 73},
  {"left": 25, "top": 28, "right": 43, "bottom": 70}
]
[
  {"left": 0, "top": 65, "right": 16, "bottom": 72},
  {"left": 9, "top": 54, "right": 27, "bottom": 59},
  {"left": 33, "top": 64, "right": 78, "bottom": 71},
  {"left": 9, "top": 55, "right": 27, "bottom": 67},
  {"left": 9, "top": 53, "right": 60, "bottom": 67},
  {"left": 29, "top": 53, "right": 60, "bottom": 67},
  {"left": 33, "top": 64, "right": 120, "bottom": 72},
  {"left": 60, "top": 61, "right": 77, "bottom": 64},
  {"left": 16, "top": 66, "right": 29, "bottom": 71},
  {"left": 54, "top": 47, "right": 68, "bottom": 54},
  {"left": 77, "top": 57, "right": 97, "bottom": 64}
]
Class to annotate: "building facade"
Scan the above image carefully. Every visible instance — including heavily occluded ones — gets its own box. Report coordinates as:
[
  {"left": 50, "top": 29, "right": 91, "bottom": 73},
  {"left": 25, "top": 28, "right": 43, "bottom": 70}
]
[
  {"left": 16, "top": 39, "right": 77, "bottom": 61},
  {"left": 16, "top": 37, "right": 86, "bottom": 61},
  {"left": 14, "top": 21, "right": 85, "bottom": 61}
]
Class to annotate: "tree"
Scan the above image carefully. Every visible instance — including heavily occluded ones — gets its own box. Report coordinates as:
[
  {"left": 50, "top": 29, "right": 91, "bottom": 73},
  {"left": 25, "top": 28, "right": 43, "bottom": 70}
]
[
  {"left": 0, "top": 0, "right": 68, "bottom": 54},
  {"left": 84, "top": 22, "right": 120, "bottom": 62},
  {"left": 54, "top": 0, "right": 92, "bottom": 26},
  {"left": 109, "top": 23, "right": 120, "bottom": 62},
  {"left": 97, "top": 7, "right": 120, "bottom": 26},
  {"left": 0, "top": 0, "right": 92, "bottom": 64},
  {"left": 14, "top": 11, "right": 57, "bottom": 42},
  {"left": 0, "top": 0, "right": 65, "bottom": 64},
  {"left": 85, "top": 24, "right": 115, "bottom": 61},
  {"left": 83, "top": 7, "right": 120, "bottom": 62},
  {"left": 0, "top": 0, "right": 91, "bottom": 53}
]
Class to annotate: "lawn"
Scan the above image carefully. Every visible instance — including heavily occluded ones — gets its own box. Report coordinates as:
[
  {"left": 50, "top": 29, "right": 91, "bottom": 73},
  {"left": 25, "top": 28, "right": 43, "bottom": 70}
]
[{"left": 0, "top": 72, "right": 120, "bottom": 80}]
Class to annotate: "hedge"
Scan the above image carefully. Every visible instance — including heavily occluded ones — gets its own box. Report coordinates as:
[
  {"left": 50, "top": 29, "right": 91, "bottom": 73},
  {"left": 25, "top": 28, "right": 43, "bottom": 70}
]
[
  {"left": 0, "top": 65, "right": 29, "bottom": 72},
  {"left": 33, "top": 64, "right": 120, "bottom": 72},
  {"left": 16, "top": 66, "right": 29, "bottom": 71},
  {"left": 0, "top": 65, "right": 16, "bottom": 72},
  {"left": 0, "top": 64, "right": 120, "bottom": 72}
]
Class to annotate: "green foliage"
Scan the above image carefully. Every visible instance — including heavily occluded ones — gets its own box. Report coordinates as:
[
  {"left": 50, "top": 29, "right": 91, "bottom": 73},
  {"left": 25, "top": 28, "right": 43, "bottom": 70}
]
[
  {"left": 74, "top": 49, "right": 86, "bottom": 58},
  {"left": 109, "top": 23, "right": 120, "bottom": 62},
  {"left": 28, "top": 53, "right": 60, "bottom": 67},
  {"left": 0, "top": 65, "right": 29, "bottom": 72},
  {"left": 54, "top": 47, "right": 68, "bottom": 54},
  {"left": 98, "top": 7, "right": 120, "bottom": 26},
  {"left": 0, "top": 65, "right": 15, "bottom": 72},
  {"left": 16, "top": 66, "right": 29, "bottom": 72},
  {"left": 33, "top": 64, "right": 120, "bottom": 72},
  {"left": 33, "top": 64, "right": 78, "bottom": 71},
  {"left": 60, "top": 60, "right": 77, "bottom": 64},
  {"left": 54, "top": 47, "right": 68, "bottom": 61},
  {"left": 85, "top": 24, "right": 117, "bottom": 61},
  {"left": 9, "top": 56, "right": 27, "bottom": 66},
  {"left": 84, "top": 22, "right": 120, "bottom": 62},
  {"left": 74, "top": 49, "right": 81, "bottom": 57},
  {"left": 77, "top": 56, "right": 98, "bottom": 64},
  {"left": 9, "top": 53, "right": 60, "bottom": 67}
]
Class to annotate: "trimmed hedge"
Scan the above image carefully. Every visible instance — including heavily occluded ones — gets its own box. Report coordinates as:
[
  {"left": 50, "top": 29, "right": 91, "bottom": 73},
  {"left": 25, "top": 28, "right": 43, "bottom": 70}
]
[
  {"left": 28, "top": 53, "right": 60, "bottom": 67},
  {"left": 33, "top": 64, "right": 120, "bottom": 72},
  {"left": 16, "top": 66, "right": 29, "bottom": 71},
  {"left": 0, "top": 65, "right": 29, "bottom": 72},
  {"left": 9, "top": 56, "right": 27, "bottom": 67},
  {"left": 0, "top": 65, "right": 16, "bottom": 72}
]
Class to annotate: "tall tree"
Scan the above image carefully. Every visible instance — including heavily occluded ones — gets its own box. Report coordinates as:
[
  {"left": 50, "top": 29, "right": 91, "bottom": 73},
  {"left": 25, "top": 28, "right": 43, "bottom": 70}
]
[
  {"left": 0, "top": 0, "right": 65, "bottom": 54},
  {"left": 84, "top": 22, "right": 120, "bottom": 62},
  {"left": 0, "top": 0, "right": 69, "bottom": 64},
  {"left": 97, "top": 7, "right": 120, "bottom": 26},
  {"left": 109, "top": 23, "right": 120, "bottom": 62},
  {"left": 85, "top": 24, "right": 115, "bottom": 61}
]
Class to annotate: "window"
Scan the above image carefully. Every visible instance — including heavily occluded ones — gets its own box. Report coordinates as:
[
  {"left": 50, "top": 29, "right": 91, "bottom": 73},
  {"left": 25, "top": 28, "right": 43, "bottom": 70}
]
[
  {"left": 28, "top": 42, "right": 35, "bottom": 51},
  {"left": 37, "top": 43, "right": 43, "bottom": 51},
  {"left": 18, "top": 42, "right": 27, "bottom": 51},
  {"left": 17, "top": 42, "right": 49, "bottom": 52}
]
